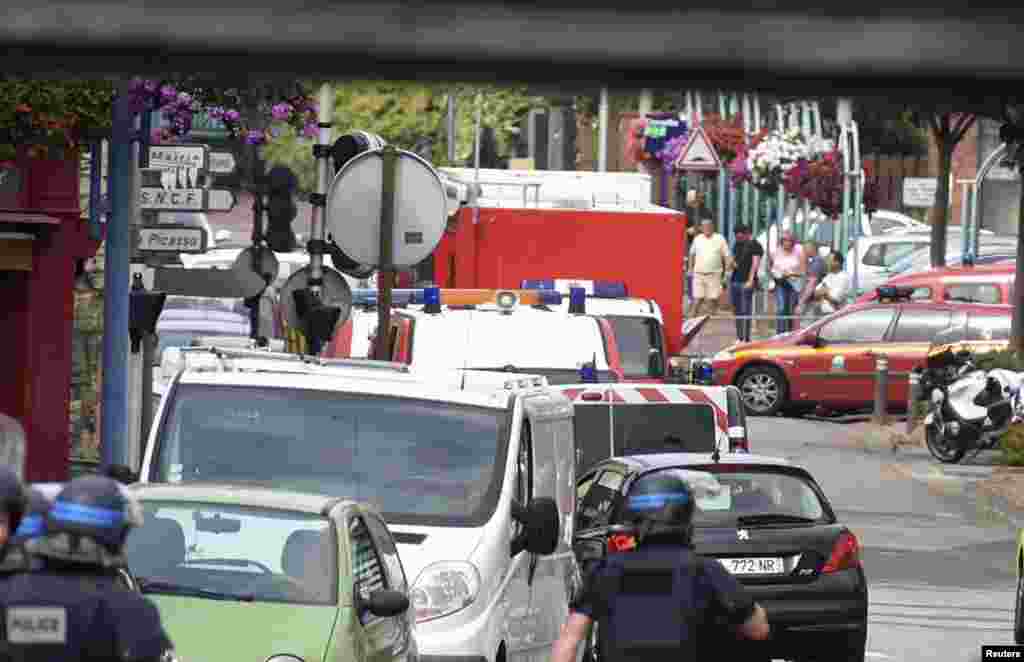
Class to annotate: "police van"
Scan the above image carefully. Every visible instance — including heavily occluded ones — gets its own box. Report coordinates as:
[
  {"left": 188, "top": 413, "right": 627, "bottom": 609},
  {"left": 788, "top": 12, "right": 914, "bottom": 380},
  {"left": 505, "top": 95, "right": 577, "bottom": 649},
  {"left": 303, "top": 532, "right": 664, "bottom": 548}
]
[
  {"left": 326, "top": 287, "right": 626, "bottom": 384},
  {"left": 552, "top": 383, "right": 748, "bottom": 474},
  {"left": 143, "top": 347, "right": 580, "bottom": 662}
]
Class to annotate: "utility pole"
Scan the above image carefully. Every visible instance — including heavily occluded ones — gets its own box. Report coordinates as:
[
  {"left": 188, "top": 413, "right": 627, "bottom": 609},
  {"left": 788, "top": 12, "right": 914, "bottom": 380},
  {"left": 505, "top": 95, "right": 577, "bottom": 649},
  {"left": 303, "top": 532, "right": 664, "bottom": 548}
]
[
  {"left": 243, "top": 84, "right": 269, "bottom": 341},
  {"left": 598, "top": 87, "right": 609, "bottom": 172}
]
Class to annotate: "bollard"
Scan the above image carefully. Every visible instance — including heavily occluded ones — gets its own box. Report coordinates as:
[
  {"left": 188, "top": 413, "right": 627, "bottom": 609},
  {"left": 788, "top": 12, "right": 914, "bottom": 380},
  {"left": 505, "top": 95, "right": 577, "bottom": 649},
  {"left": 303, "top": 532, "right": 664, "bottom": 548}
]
[
  {"left": 873, "top": 354, "right": 889, "bottom": 426},
  {"left": 906, "top": 368, "right": 922, "bottom": 434}
]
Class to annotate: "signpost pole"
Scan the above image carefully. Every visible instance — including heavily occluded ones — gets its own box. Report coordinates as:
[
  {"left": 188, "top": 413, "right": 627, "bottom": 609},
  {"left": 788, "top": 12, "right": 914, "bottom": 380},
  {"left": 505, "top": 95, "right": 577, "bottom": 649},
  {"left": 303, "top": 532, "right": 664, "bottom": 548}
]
[
  {"left": 375, "top": 146, "right": 399, "bottom": 361},
  {"left": 100, "top": 87, "right": 135, "bottom": 472}
]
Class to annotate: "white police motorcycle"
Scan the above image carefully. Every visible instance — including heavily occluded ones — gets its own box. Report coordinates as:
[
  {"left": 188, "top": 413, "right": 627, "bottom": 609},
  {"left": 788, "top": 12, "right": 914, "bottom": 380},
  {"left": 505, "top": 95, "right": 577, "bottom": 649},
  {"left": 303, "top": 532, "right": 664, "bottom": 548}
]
[{"left": 922, "top": 345, "right": 1024, "bottom": 463}]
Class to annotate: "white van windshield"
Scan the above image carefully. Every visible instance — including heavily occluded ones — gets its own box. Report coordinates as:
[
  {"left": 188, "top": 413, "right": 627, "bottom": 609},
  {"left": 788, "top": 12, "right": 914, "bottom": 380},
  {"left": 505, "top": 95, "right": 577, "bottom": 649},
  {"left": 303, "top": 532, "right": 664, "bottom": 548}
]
[{"left": 150, "top": 384, "right": 510, "bottom": 526}]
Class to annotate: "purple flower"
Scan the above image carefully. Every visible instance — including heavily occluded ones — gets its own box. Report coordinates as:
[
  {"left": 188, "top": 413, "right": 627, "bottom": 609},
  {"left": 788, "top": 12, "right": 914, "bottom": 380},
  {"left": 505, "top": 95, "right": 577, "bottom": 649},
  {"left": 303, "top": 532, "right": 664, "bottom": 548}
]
[
  {"left": 302, "top": 121, "right": 318, "bottom": 139},
  {"left": 270, "top": 126, "right": 282, "bottom": 138},
  {"left": 208, "top": 106, "right": 225, "bottom": 120},
  {"left": 224, "top": 109, "right": 241, "bottom": 123},
  {"left": 149, "top": 128, "right": 165, "bottom": 144},
  {"left": 143, "top": 80, "right": 158, "bottom": 93},
  {"left": 128, "top": 77, "right": 146, "bottom": 93},
  {"left": 177, "top": 92, "right": 193, "bottom": 105},
  {"left": 159, "top": 85, "right": 178, "bottom": 105},
  {"left": 245, "top": 130, "right": 266, "bottom": 145},
  {"left": 271, "top": 103, "right": 294, "bottom": 121}
]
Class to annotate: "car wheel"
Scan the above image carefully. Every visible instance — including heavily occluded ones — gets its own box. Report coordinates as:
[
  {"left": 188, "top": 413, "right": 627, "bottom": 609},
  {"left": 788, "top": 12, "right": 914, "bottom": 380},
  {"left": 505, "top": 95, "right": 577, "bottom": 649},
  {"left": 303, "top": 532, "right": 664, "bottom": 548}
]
[
  {"left": 1015, "top": 563, "right": 1024, "bottom": 644},
  {"left": 737, "top": 366, "right": 787, "bottom": 416},
  {"left": 925, "top": 423, "right": 967, "bottom": 464}
]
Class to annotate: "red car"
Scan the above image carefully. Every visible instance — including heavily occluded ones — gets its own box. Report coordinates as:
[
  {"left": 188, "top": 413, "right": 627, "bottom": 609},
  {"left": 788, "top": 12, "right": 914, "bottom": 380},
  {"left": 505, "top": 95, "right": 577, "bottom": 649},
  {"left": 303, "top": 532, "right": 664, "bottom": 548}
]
[
  {"left": 855, "top": 263, "right": 1015, "bottom": 306},
  {"left": 711, "top": 293, "right": 1012, "bottom": 416}
]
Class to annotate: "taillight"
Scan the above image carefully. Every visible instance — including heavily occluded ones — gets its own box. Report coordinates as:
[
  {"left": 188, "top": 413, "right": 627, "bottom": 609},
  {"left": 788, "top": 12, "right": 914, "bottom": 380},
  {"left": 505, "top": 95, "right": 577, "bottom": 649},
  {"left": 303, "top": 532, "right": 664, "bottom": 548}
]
[
  {"left": 821, "top": 531, "right": 860, "bottom": 573},
  {"left": 607, "top": 533, "right": 637, "bottom": 553},
  {"left": 729, "top": 438, "right": 749, "bottom": 453}
]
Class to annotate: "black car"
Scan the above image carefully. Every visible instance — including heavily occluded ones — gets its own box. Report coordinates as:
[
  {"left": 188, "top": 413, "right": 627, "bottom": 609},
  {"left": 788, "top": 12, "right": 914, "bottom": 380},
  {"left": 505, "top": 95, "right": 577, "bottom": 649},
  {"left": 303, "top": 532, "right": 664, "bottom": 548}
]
[{"left": 572, "top": 452, "right": 868, "bottom": 662}]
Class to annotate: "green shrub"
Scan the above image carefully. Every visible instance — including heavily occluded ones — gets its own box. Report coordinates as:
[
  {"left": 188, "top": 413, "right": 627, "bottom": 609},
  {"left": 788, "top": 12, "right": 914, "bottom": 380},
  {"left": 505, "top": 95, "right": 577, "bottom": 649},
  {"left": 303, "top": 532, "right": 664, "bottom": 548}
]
[
  {"left": 1001, "top": 425, "right": 1024, "bottom": 466},
  {"left": 975, "top": 348, "right": 1024, "bottom": 372}
]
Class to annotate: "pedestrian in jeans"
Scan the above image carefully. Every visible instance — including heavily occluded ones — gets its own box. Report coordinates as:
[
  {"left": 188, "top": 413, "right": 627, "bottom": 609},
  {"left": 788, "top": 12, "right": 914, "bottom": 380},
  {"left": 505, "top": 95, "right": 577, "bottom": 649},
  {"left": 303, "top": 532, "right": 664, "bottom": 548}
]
[
  {"left": 730, "top": 225, "right": 763, "bottom": 342},
  {"left": 768, "top": 230, "right": 805, "bottom": 334},
  {"left": 688, "top": 216, "right": 732, "bottom": 316}
]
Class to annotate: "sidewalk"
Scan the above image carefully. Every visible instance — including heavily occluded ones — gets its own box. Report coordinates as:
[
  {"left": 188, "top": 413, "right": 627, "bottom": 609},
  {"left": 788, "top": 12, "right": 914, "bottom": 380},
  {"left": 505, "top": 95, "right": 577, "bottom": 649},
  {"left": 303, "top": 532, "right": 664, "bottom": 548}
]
[{"left": 846, "top": 419, "right": 1024, "bottom": 518}]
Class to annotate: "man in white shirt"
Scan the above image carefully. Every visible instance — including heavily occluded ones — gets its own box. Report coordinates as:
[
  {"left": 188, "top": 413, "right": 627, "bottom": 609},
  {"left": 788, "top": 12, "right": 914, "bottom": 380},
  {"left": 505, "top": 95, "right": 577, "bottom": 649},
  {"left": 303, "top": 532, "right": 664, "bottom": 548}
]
[
  {"left": 811, "top": 252, "right": 850, "bottom": 317},
  {"left": 688, "top": 216, "right": 732, "bottom": 316}
]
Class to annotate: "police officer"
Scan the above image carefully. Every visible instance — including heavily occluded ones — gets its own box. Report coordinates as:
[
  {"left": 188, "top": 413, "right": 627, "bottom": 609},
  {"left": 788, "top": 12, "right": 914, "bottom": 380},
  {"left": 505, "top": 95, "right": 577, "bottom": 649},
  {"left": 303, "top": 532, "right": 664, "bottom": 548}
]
[
  {"left": 0, "top": 466, "right": 26, "bottom": 556},
  {"left": 0, "top": 475, "right": 177, "bottom": 661},
  {"left": 551, "top": 472, "right": 770, "bottom": 662},
  {"left": 0, "top": 487, "right": 50, "bottom": 575}
]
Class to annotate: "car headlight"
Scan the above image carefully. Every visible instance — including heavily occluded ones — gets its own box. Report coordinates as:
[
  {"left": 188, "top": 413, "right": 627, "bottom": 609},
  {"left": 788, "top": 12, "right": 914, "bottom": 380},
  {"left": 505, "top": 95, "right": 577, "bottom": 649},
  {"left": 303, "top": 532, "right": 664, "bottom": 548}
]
[
  {"left": 265, "top": 656, "right": 303, "bottom": 662},
  {"left": 411, "top": 561, "right": 481, "bottom": 623}
]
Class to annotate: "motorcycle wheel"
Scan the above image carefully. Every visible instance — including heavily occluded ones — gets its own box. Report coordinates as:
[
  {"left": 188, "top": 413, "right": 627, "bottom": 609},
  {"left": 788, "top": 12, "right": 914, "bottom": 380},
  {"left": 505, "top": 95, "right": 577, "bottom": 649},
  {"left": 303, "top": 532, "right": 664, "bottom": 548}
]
[{"left": 925, "top": 425, "right": 967, "bottom": 463}]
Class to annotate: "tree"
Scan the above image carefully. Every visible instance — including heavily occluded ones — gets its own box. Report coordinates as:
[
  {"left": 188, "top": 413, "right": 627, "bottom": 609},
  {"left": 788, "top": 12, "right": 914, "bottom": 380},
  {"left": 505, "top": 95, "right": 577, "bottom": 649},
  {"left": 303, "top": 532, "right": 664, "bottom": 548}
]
[{"left": 919, "top": 112, "right": 977, "bottom": 268}]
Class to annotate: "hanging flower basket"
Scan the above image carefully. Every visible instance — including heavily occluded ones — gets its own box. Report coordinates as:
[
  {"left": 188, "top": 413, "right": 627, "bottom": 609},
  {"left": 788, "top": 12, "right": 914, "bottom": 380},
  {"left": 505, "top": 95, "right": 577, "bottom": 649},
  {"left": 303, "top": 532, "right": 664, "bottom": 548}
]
[
  {"left": 783, "top": 148, "right": 882, "bottom": 219},
  {"left": 702, "top": 114, "right": 770, "bottom": 166},
  {"left": 742, "top": 128, "right": 814, "bottom": 194}
]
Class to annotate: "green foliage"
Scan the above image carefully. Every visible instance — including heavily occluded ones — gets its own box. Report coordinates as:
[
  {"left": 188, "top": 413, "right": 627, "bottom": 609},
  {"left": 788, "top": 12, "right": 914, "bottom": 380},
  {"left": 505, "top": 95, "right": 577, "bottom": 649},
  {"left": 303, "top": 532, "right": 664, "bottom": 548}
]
[
  {"left": 1001, "top": 425, "right": 1024, "bottom": 466},
  {"left": 262, "top": 81, "right": 543, "bottom": 193},
  {"left": 0, "top": 79, "right": 115, "bottom": 128},
  {"left": 975, "top": 348, "right": 1024, "bottom": 372}
]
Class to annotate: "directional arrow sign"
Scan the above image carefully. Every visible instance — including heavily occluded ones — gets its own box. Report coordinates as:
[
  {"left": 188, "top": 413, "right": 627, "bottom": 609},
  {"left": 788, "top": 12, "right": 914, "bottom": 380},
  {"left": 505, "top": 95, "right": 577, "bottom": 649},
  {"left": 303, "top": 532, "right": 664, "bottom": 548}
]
[
  {"left": 208, "top": 151, "right": 237, "bottom": 174},
  {"left": 148, "top": 144, "right": 208, "bottom": 170},
  {"left": 207, "top": 189, "right": 237, "bottom": 211},
  {"left": 137, "top": 224, "right": 208, "bottom": 254},
  {"left": 139, "top": 187, "right": 205, "bottom": 210}
]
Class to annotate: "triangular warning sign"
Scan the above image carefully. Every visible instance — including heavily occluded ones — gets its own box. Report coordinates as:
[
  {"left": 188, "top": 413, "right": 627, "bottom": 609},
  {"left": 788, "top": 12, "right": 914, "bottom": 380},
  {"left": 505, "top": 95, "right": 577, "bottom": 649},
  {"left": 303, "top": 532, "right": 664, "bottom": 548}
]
[{"left": 675, "top": 127, "right": 722, "bottom": 172}]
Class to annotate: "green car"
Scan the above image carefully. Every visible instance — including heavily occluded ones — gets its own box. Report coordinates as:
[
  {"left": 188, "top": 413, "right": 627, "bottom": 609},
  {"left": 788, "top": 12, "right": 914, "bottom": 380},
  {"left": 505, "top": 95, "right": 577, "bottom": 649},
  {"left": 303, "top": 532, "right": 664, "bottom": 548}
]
[{"left": 124, "top": 483, "right": 418, "bottom": 662}]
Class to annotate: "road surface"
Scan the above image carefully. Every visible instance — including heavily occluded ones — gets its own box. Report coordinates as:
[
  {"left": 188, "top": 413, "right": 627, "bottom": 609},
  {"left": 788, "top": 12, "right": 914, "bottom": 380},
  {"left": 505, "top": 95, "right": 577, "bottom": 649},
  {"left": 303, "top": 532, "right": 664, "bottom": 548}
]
[{"left": 750, "top": 416, "right": 1016, "bottom": 662}]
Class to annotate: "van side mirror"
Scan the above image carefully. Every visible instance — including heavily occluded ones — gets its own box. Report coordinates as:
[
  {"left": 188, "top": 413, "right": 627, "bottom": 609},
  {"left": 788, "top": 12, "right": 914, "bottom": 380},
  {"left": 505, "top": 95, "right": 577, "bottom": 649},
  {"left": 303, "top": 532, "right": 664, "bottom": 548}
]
[
  {"left": 364, "top": 589, "right": 410, "bottom": 618},
  {"left": 510, "top": 497, "right": 560, "bottom": 557},
  {"left": 648, "top": 349, "right": 665, "bottom": 377}
]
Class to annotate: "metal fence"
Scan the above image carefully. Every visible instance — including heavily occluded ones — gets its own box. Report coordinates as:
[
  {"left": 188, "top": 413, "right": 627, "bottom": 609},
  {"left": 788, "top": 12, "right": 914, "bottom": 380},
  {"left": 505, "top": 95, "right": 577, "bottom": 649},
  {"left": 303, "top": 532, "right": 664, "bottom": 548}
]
[{"left": 684, "top": 313, "right": 822, "bottom": 358}]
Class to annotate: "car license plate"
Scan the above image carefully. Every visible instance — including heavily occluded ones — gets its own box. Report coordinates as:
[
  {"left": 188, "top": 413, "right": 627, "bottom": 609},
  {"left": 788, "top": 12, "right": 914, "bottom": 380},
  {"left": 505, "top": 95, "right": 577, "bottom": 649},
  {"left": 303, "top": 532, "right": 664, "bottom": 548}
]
[{"left": 721, "top": 557, "right": 784, "bottom": 575}]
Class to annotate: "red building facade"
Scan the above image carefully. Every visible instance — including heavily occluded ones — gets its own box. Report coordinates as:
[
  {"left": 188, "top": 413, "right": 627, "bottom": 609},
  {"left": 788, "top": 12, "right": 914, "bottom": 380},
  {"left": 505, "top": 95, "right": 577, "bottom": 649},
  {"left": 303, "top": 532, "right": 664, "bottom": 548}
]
[{"left": 0, "top": 153, "right": 100, "bottom": 481}]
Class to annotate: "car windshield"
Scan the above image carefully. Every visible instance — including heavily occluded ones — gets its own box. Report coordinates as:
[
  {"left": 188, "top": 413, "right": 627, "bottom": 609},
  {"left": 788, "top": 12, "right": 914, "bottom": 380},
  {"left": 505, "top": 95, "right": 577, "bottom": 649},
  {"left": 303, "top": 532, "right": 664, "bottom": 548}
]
[
  {"left": 605, "top": 316, "right": 665, "bottom": 379},
  {"left": 623, "top": 467, "right": 829, "bottom": 527},
  {"left": 124, "top": 500, "right": 337, "bottom": 606},
  {"left": 151, "top": 385, "right": 510, "bottom": 526}
]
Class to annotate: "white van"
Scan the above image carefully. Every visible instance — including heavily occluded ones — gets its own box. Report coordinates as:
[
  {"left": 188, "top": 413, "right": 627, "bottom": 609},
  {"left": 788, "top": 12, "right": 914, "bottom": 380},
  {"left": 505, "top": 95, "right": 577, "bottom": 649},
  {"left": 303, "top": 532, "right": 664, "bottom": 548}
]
[{"left": 142, "top": 348, "right": 580, "bottom": 662}]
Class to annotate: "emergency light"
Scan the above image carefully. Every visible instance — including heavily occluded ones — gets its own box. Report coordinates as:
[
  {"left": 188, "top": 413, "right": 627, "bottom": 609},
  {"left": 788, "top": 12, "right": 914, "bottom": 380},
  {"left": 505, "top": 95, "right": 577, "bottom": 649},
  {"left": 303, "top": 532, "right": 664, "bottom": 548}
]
[
  {"left": 568, "top": 287, "right": 586, "bottom": 314},
  {"left": 350, "top": 288, "right": 563, "bottom": 307},
  {"left": 521, "top": 279, "right": 629, "bottom": 298}
]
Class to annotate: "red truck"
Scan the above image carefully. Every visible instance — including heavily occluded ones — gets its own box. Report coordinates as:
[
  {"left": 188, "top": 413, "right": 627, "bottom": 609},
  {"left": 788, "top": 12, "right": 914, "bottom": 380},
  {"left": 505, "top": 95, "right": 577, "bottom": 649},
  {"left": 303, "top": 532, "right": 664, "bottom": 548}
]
[{"left": 429, "top": 168, "right": 692, "bottom": 376}]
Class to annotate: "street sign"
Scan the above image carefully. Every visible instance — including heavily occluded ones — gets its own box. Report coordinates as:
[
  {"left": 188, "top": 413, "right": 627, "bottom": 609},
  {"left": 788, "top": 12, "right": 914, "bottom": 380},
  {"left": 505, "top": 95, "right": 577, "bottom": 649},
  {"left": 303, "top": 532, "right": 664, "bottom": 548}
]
[
  {"left": 208, "top": 151, "right": 237, "bottom": 174},
  {"left": 207, "top": 189, "right": 237, "bottom": 211},
  {"left": 902, "top": 177, "right": 938, "bottom": 207},
  {"left": 139, "top": 187, "right": 237, "bottom": 211},
  {"left": 140, "top": 187, "right": 204, "bottom": 210},
  {"left": 137, "top": 224, "right": 208, "bottom": 253},
  {"left": 675, "top": 127, "right": 722, "bottom": 172},
  {"left": 148, "top": 144, "right": 208, "bottom": 170}
]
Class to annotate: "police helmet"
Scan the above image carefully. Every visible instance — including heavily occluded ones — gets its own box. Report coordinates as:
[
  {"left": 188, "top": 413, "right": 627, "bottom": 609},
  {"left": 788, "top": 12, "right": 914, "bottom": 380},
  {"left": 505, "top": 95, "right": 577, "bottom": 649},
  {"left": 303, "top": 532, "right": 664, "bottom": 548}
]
[
  {"left": 36, "top": 476, "right": 144, "bottom": 565},
  {"left": 620, "top": 471, "right": 696, "bottom": 544},
  {"left": 11, "top": 487, "right": 50, "bottom": 544},
  {"left": 0, "top": 465, "right": 27, "bottom": 536}
]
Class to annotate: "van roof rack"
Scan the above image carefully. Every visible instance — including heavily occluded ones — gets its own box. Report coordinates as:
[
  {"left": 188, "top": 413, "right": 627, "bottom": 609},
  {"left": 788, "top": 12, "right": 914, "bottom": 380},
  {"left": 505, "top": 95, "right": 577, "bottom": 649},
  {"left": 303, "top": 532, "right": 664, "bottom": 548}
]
[{"left": 178, "top": 346, "right": 411, "bottom": 373}]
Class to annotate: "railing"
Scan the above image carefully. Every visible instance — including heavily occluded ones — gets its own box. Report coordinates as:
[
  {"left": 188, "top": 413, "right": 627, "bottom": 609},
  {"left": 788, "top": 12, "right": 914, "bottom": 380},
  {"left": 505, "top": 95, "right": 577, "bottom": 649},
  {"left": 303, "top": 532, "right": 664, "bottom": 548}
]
[{"left": 683, "top": 314, "right": 822, "bottom": 358}]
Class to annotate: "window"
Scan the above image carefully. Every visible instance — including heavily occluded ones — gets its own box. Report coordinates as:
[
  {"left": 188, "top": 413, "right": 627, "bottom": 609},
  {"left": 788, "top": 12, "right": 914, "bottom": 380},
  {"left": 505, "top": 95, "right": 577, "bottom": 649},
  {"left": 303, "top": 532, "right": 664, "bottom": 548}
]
[
  {"left": 606, "top": 316, "right": 665, "bottom": 379},
  {"left": 909, "top": 287, "right": 932, "bottom": 301},
  {"left": 890, "top": 310, "right": 953, "bottom": 343},
  {"left": 123, "top": 501, "right": 337, "bottom": 606},
  {"left": 576, "top": 470, "right": 624, "bottom": 531},
  {"left": 817, "top": 308, "right": 896, "bottom": 344},
  {"left": 967, "top": 314, "right": 1011, "bottom": 341},
  {"left": 882, "top": 242, "right": 926, "bottom": 267},
  {"left": 945, "top": 283, "right": 1002, "bottom": 305},
  {"left": 364, "top": 513, "right": 407, "bottom": 593},
  {"left": 516, "top": 422, "right": 533, "bottom": 505},
  {"left": 350, "top": 516, "right": 387, "bottom": 622},
  {"left": 151, "top": 386, "right": 511, "bottom": 527},
  {"left": 862, "top": 244, "right": 884, "bottom": 267}
]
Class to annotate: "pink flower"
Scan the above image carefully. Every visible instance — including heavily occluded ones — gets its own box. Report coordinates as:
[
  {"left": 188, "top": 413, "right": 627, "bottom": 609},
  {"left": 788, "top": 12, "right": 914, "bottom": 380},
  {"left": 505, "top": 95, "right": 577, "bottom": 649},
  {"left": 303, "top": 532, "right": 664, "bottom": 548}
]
[
  {"left": 149, "top": 128, "right": 164, "bottom": 144},
  {"left": 159, "top": 85, "right": 178, "bottom": 106},
  {"left": 224, "top": 109, "right": 241, "bottom": 123},
  {"left": 302, "top": 121, "right": 318, "bottom": 139}
]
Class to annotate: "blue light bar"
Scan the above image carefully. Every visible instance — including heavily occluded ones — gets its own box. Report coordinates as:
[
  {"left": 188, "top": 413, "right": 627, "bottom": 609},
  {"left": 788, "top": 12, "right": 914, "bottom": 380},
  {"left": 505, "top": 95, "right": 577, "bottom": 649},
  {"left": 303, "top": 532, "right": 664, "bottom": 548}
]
[
  {"left": 520, "top": 279, "right": 628, "bottom": 298},
  {"left": 423, "top": 287, "right": 442, "bottom": 313},
  {"left": 351, "top": 289, "right": 422, "bottom": 307},
  {"left": 568, "top": 286, "right": 586, "bottom": 314}
]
